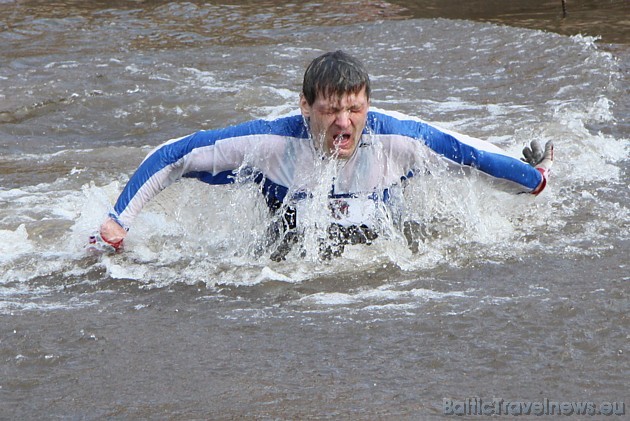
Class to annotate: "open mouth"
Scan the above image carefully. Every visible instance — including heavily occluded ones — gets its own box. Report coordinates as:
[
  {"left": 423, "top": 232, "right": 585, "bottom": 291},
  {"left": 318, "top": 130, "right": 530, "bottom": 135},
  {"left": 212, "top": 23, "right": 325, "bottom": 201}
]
[{"left": 333, "top": 133, "right": 352, "bottom": 148}]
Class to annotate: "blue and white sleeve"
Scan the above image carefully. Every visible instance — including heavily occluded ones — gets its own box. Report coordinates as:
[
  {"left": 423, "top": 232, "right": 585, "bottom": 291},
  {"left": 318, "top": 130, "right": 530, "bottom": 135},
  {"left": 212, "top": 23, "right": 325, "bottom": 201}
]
[
  {"left": 110, "top": 126, "right": 257, "bottom": 229},
  {"left": 370, "top": 109, "right": 544, "bottom": 193}
]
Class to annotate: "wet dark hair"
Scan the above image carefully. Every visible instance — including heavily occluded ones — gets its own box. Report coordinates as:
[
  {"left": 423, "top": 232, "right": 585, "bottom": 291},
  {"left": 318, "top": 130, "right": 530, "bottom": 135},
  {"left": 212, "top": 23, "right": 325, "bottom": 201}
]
[{"left": 302, "top": 50, "right": 371, "bottom": 106}]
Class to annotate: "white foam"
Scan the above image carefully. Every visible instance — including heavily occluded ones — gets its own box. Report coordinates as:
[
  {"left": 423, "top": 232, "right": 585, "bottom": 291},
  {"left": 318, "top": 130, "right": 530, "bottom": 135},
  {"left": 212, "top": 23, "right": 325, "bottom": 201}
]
[
  {"left": 254, "top": 267, "right": 294, "bottom": 284},
  {"left": 298, "top": 282, "right": 471, "bottom": 308},
  {"left": 0, "top": 224, "right": 33, "bottom": 263},
  {"left": 105, "top": 256, "right": 149, "bottom": 280}
]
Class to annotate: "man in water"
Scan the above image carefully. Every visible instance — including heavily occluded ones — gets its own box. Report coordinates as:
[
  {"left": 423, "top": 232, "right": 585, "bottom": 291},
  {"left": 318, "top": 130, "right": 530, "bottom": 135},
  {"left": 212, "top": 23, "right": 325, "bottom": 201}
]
[{"left": 92, "top": 50, "right": 553, "bottom": 259}]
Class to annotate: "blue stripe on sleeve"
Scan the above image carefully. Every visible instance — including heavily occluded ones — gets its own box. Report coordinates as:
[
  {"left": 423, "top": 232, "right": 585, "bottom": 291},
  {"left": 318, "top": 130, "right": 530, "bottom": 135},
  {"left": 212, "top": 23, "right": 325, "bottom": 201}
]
[
  {"left": 367, "top": 111, "right": 542, "bottom": 190},
  {"left": 113, "top": 115, "right": 308, "bottom": 218}
]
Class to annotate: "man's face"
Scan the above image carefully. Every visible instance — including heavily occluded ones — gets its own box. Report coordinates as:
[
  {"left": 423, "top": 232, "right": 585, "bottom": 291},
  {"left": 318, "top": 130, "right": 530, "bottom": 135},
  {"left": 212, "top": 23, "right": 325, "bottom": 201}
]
[{"left": 300, "top": 87, "right": 369, "bottom": 159}]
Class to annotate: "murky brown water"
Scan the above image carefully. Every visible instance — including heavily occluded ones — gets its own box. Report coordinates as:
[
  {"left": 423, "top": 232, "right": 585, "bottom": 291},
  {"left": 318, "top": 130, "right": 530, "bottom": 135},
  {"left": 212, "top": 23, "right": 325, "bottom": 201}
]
[
  {"left": 1, "top": 0, "right": 628, "bottom": 419},
  {"left": 392, "top": 0, "right": 630, "bottom": 45}
]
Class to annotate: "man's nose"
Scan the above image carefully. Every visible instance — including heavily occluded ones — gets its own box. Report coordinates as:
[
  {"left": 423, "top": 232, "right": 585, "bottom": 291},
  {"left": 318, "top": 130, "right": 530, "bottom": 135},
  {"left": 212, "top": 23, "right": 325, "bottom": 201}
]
[{"left": 335, "top": 110, "right": 351, "bottom": 128}]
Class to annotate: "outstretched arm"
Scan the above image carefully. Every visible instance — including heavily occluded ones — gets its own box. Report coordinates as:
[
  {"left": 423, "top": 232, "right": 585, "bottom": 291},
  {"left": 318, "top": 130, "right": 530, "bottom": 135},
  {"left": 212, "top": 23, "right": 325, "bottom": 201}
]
[
  {"left": 369, "top": 109, "right": 554, "bottom": 193},
  {"left": 92, "top": 128, "right": 254, "bottom": 251},
  {"left": 90, "top": 115, "right": 307, "bottom": 251},
  {"left": 419, "top": 124, "right": 553, "bottom": 194}
]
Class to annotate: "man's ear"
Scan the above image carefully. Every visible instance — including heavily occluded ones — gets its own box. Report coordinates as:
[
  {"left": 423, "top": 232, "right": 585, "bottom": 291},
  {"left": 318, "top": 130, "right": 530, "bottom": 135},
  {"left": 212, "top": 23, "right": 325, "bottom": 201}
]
[{"left": 299, "top": 93, "right": 311, "bottom": 118}]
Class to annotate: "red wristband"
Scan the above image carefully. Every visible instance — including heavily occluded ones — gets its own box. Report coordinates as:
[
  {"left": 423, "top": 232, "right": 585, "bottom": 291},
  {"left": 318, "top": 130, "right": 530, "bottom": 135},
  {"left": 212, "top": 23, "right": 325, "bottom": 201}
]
[{"left": 531, "top": 167, "right": 548, "bottom": 195}]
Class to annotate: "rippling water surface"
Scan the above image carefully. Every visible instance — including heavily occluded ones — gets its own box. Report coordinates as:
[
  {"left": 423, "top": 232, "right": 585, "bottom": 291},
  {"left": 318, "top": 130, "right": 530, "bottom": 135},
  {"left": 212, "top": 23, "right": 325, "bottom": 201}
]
[{"left": 1, "top": 1, "right": 628, "bottom": 419}]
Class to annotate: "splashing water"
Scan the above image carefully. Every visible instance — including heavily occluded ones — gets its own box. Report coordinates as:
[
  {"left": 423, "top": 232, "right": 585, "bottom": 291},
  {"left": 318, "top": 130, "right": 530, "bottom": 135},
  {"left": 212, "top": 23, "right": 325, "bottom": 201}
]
[{"left": 0, "top": 16, "right": 627, "bottom": 308}]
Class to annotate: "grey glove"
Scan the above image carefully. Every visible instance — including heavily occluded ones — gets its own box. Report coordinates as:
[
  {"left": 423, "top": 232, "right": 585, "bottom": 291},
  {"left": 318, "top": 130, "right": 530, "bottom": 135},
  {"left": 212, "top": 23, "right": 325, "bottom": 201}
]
[
  {"left": 522, "top": 140, "right": 554, "bottom": 171},
  {"left": 522, "top": 140, "right": 554, "bottom": 195}
]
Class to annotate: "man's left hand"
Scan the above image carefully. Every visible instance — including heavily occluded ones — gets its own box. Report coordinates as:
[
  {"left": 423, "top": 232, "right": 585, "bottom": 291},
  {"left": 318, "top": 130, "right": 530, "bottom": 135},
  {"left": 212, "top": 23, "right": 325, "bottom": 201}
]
[{"left": 522, "top": 140, "right": 554, "bottom": 195}]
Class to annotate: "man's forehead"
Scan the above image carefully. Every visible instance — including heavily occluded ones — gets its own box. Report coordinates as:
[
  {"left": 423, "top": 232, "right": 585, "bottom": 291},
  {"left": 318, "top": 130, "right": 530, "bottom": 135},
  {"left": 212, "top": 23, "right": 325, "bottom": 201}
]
[{"left": 315, "top": 87, "right": 368, "bottom": 107}]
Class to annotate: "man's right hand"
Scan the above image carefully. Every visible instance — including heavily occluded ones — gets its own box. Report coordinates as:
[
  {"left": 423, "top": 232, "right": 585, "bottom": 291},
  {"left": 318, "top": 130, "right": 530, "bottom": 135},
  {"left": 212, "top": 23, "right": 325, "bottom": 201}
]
[{"left": 89, "top": 218, "right": 127, "bottom": 252}]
